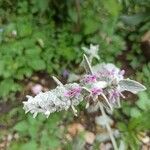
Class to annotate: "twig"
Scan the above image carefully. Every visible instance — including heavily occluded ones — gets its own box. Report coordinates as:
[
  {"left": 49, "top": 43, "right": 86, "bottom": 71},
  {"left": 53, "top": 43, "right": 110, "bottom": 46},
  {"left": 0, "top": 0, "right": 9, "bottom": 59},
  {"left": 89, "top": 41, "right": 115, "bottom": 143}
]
[
  {"left": 83, "top": 54, "right": 93, "bottom": 74},
  {"left": 98, "top": 102, "right": 118, "bottom": 150},
  {"left": 52, "top": 76, "right": 63, "bottom": 86}
]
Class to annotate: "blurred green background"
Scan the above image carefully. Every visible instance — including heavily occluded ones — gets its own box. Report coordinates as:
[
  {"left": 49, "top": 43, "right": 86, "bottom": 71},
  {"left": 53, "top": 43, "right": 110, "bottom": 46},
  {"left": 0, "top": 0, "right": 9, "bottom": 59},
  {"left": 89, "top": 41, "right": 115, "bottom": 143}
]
[{"left": 0, "top": 0, "right": 150, "bottom": 150}]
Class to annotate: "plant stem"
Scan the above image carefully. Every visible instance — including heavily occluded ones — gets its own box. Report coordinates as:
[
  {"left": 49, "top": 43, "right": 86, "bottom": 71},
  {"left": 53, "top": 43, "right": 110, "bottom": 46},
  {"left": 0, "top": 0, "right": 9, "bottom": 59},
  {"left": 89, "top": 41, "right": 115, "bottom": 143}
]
[
  {"left": 52, "top": 76, "right": 63, "bottom": 86},
  {"left": 84, "top": 52, "right": 118, "bottom": 149},
  {"left": 98, "top": 102, "right": 118, "bottom": 150}
]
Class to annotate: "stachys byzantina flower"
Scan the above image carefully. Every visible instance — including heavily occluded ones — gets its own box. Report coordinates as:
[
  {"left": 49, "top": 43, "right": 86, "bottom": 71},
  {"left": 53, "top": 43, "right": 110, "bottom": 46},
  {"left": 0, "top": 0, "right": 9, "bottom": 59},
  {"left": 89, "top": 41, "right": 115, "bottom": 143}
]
[
  {"left": 23, "top": 44, "right": 146, "bottom": 118},
  {"left": 23, "top": 82, "right": 84, "bottom": 118},
  {"left": 81, "top": 56, "right": 146, "bottom": 109}
]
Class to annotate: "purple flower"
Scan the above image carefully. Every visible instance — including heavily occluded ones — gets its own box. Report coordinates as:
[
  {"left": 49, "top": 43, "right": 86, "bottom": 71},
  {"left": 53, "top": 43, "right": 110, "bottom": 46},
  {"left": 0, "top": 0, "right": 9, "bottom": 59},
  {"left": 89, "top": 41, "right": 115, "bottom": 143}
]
[
  {"left": 31, "top": 84, "right": 43, "bottom": 94},
  {"left": 119, "top": 70, "right": 125, "bottom": 76},
  {"left": 108, "top": 90, "right": 124, "bottom": 103},
  {"left": 83, "top": 74, "right": 97, "bottom": 83},
  {"left": 99, "top": 70, "right": 113, "bottom": 77},
  {"left": 62, "top": 70, "right": 69, "bottom": 78},
  {"left": 97, "top": 64, "right": 125, "bottom": 82},
  {"left": 91, "top": 87, "right": 103, "bottom": 96},
  {"left": 109, "top": 91, "right": 119, "bottom": 103},
  {"left": 64, "top": 87, "right": 82, "bottom": 98}
]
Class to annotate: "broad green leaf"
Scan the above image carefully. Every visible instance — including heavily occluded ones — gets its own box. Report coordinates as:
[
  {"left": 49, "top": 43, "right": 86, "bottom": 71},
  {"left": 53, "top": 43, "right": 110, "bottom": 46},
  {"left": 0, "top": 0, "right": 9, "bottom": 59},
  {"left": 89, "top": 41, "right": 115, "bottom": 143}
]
[{"left": 13, "top": 121, "right": 28, "bottom": 132}]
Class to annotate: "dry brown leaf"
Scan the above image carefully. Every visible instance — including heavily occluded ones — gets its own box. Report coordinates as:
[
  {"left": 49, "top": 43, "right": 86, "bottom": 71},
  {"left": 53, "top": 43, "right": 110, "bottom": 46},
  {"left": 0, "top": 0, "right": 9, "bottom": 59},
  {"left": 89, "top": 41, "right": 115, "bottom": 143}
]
[
  {"left": 84, "top": 131, "right": 95, "bottom": 144},
  {"left": 67, "top": 123, "right": 84, "bottom": 136}
]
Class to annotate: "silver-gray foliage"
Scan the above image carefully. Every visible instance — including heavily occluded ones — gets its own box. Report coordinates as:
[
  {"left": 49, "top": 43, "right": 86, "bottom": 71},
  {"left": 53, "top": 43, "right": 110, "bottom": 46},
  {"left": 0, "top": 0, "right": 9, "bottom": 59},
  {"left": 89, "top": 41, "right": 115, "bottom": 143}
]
[
  {"left": 118, "top": 79, "right": 146, "bottom": 94},
  {"left": 23, "top": 83, "right": 83, "bottom": 118}
]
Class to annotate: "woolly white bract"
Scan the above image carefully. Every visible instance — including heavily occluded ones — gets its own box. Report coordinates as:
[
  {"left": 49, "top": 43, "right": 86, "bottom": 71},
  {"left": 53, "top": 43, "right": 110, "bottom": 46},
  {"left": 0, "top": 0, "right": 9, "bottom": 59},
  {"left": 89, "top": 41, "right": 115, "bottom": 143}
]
[
  {"left": 23, "top": 83, "right": 83, "bottom": 118},
  {"left": 82, "top": 44, "right": 100, "bottom": 62},
  {"left": 23, "top": 45, "right": 146, "bottom": 118}
]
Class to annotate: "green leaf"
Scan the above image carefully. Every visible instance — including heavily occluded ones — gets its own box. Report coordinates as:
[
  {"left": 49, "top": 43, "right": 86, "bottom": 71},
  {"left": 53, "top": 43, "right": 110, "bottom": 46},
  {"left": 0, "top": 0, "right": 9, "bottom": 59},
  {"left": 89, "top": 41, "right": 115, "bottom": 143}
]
[
  {"left": 130, "top": 107, "right": 141, "bottom": 118},
  {"left": 4, "top": 23, "right": 16, "bottom": 36},
  {"left": 17, "top": 22, "right": 32, "bottom": 37},
  {"left": 117, "top": 122, "right": 127, "bottom": 131},
  {"left": 103, "top": 0, "right": 121, "bottom": 16},
  {"left": 9, "top": 142, "right": 22, "bottom": 150},
  {"left": 48, "top": 136, "right": 60, "bottom": 149},
  {"left": 16, "top": 67, "right": 33, "bottom": 79},
  {"left": 29, "top": 59, "right": 46, "bottom": 71},
  {"left": 40, "top": 130, "right": 50, "bottom": 149},
  {"left": 121, "top": 12, "right": 150, "bottom": 26},
  {"left": 122, "top": 104, "right": 131, "bottom": 116},
  {"left": 83, "top": 18, "right": 99, "bottom": 35},
  {"left": 136, "top": 92, "right": 150, "bottom": 110},
  {"left": 36, "top": 0, "right": 49, "bottom": 12},
  {"left": 13, "top": 121, "right": 28, "bottom": 133},
  {"left": 47, "top": 113, "right": 61, "bottom": 129},
  {"left": 20, "top": 141, "right": 37, "bottom": 150},
  {"left": 128, "top": 118, "right": 140, "bottom": 130},
  {"left": 0, "top": 60, "right": 5, "bottom": 75},
  {"left": 68, "top": 9, "right": 78, "bottom": 23},
  {"left": 0, "top": 79, "right": 21, "bottom": 97},
  {"left": 25, "top": 47, "right": 42, "bottom": 56}
]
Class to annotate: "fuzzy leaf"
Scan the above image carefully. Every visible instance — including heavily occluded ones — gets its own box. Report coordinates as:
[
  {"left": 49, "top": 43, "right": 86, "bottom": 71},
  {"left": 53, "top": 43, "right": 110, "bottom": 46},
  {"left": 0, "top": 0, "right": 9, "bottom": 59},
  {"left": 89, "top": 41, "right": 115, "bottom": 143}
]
[
  {"left": 82, "top": 54, "right": 93, "bottom": 74},
  {"left": 68, "top": 73, "right": 80, "bottom": 82},
  {"left": 119, "top": 79, "right": 146, "bottom": 94},
  {"left": 52, "top": 76, "right": 63, "bottom": 86}
]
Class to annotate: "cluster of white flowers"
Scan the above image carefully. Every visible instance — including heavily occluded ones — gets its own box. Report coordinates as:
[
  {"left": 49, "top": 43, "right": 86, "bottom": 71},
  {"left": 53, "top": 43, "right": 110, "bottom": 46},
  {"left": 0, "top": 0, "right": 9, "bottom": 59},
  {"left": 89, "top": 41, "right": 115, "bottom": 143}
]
[{"left": 23, "top": 45, "right": 146, "bottom": 118}]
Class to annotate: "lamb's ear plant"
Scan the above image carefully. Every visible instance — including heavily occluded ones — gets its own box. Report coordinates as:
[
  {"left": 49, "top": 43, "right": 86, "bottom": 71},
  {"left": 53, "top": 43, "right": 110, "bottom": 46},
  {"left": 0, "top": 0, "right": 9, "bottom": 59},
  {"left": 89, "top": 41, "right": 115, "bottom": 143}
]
[{"left": 23, "top": 45, "right": 146, "bottom": 150}]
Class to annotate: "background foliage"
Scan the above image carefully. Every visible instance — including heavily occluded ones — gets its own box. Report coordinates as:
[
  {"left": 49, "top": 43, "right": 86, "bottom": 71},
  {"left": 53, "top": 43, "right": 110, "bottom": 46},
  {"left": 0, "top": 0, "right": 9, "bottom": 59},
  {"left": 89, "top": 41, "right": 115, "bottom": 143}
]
[{"left": 0, "top": 0, "right": 150, "bottom": 149}]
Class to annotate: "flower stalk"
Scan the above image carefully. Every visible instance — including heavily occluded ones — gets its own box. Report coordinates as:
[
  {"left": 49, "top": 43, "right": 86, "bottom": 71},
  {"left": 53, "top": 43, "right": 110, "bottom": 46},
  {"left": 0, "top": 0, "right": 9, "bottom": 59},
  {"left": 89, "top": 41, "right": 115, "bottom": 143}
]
[
  {"left": 98, "top": 101, "right": 118, "bottom": 150},
  {"left": 83, "top": 54, "right": 118, "bottom": 149}
]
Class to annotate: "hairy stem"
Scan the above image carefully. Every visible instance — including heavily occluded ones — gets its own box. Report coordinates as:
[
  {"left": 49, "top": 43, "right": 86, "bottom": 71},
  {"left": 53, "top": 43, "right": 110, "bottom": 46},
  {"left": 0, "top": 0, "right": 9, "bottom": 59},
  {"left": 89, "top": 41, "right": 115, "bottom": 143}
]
[
  {"left": 52, "top": 76, "right": 63, "bottom": 86},
  {"left": 83, "top": 54, "right": 93, "bottom": 74},
  {"left": 84, "top": 53, "right": 118, "bottom": 149},
  {"left": 98, "top": 102, "right": 118, "bottom": 150}
]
